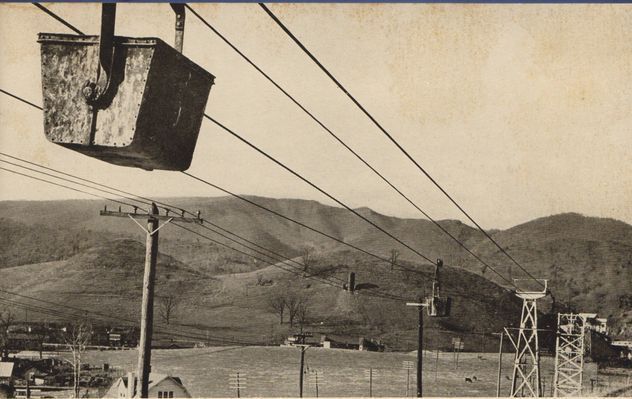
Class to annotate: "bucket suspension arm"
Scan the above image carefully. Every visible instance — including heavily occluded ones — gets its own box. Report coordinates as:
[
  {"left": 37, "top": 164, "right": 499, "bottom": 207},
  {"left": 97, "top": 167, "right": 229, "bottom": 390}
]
[
  {"left": 170, "top": 4, "right": 185, "bottom": 53},
  {"left": 82, "top": 3, "right": 117, "bottom": 107}
]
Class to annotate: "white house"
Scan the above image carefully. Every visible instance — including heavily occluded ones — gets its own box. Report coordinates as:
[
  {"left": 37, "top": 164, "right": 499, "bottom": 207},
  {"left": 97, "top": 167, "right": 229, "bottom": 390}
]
[{"left": 105, "top": 372, "right": 191, "bottom": 398}]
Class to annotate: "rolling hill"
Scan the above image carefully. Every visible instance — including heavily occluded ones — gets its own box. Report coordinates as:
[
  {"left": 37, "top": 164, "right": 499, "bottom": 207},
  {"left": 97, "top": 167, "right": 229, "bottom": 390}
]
[{"left": 1, "top": 197, "right": 631, "bottom": 341}]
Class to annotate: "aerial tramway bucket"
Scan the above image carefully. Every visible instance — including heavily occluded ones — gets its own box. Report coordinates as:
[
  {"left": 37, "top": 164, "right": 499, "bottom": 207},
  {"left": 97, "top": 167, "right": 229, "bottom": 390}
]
[{"left": 38, "top": 4, "right": 215, "bottom": 171}]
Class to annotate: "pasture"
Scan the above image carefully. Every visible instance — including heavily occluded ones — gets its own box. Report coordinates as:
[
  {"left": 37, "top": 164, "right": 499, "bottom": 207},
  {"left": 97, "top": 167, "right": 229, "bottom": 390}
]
[{"left": 75, "top": 346, "right": 601, "bottom": 397}]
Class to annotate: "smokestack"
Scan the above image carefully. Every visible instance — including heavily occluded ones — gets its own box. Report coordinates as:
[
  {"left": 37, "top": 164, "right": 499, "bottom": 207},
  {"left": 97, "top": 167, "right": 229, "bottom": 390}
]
[{"left": 348, "top": 272, "right": 356, "bottom": 292}]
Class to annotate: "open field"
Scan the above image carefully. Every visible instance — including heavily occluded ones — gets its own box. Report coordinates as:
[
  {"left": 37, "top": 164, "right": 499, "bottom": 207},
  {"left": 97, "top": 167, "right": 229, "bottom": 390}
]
[{"left": 61, "top": 346, "right": 603, "bottom": 397}]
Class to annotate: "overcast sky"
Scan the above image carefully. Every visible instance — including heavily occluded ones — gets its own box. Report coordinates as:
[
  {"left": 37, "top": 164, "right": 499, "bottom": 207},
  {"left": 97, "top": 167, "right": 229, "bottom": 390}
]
[{"left": 0, "top": 3, "right": 630, "bottom": 229}]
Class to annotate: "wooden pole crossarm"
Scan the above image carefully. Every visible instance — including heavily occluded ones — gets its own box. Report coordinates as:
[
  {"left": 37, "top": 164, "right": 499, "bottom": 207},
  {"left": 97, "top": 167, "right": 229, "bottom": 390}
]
[{"left": 100, "top": 210, "right": 202, "bottom": 224}]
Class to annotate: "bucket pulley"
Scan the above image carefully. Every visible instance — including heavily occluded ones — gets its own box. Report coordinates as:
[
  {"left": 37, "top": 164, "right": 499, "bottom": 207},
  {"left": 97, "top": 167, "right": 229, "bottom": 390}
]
[
  {"left": 39, "top": 3, "right": 215, "bottom": 171},
  {"left": 427, "top": 258, "right": 451, "bottom": 317}
]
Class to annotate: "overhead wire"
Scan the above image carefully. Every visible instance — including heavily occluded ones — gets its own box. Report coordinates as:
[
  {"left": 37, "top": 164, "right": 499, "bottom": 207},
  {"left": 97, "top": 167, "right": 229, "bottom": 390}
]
[
  {"left": 0, "top": 145, "right": 405, "bottom": 303},
  {"left": 179, "top": 5, "right": 515, "bottom": 287},
  {"left": 0, "top": 152, "right": 189, "bottom": 217},
  {"left": 25, "top": 5, "right": 518, "bottom": 290},
  {"left": 32, "top": 3, "right": 86, "bottom": 36},
  {"left": 0, "top": 88, "right": 356, "bottom": 290},
  {"left": 0, "top": 290, "right": 263, "bottom": 345},
  {"left": 257, "top": 3, "right": 541, "bottom": 288},
  {"left": 201, "top": 115, "right": 435, "bottom": 265},
  {"left": 0, "top": 147, "right": 405, "bottom": 303},
  {"left": 0, "top": 166, "right": 140, "bottom": 210}
]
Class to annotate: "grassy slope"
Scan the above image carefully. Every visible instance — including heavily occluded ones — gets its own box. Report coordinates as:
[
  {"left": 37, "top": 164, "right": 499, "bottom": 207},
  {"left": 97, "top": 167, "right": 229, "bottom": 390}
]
[
  {"left": 0, "top": 238, "right": 521, "bottom": 350},
  {"left": 1, "top": 199, "right": 631, "bottom": 338}
]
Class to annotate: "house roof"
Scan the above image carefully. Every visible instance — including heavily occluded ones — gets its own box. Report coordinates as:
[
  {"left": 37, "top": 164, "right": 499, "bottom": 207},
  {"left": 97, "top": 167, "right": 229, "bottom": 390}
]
[
  {"left": 118, "top": 373, "right": 190, "bottom": 396},
  {"left": 0, "top": 362, "right": 14, "bottom": 378}
]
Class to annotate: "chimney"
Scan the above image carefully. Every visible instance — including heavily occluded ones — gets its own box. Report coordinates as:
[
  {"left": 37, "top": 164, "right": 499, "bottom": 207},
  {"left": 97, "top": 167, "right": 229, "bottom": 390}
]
[
  {"left": 348, "top": 272, "right": 356, "bottom": 292},
  {"left": 127, "top": 371, "right": 135, "bottom": 398}
]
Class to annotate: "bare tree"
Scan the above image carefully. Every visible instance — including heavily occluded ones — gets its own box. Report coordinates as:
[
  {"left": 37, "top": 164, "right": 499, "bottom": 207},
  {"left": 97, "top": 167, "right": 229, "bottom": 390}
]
[
  {"left": 0, "top": 310, "right": 14, "bottom": 360},
  {"left": 389, "top": 249, "right": 399, "bottom": 271},
  {"left": 64, "top": 321, "right": 92, "bottom": 398},
  {"left": 158, "top": 295, "right": 181, "bottom": 325},
  {"left": 286, "top": 292, "right": 301, "bottom": 328},
  {"left": 300, "top": 246, "right": 315, "bottom": 272},
  {"left": 267, "top": 293, "right": 287, "bottom": 324},
  {"left": 296, "top": 296, "right": 311, "bottom": 333}
]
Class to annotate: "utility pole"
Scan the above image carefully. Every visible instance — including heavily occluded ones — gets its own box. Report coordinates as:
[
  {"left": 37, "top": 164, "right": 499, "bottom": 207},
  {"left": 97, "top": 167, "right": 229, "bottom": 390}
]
[
  {"left": 493, "top": 332, "right": 504, "bottom": 397},
  {"left": 298, "top": 345, "right": 309, "bottom": 397},
  {"left": 100, "top": 203, "right": 201, "bottom": 397},
  {"left": 407, "top": 297, "right": 427, "bottom": 397}
]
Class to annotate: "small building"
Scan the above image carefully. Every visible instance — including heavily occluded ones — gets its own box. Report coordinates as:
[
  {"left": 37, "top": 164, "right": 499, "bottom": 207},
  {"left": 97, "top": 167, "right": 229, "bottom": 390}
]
[
  {"left": 0, "top": 362, "right": 15, "bottom": 385},
  {"left": 105, "top": 372, "right": 191, "bottom": 398}
]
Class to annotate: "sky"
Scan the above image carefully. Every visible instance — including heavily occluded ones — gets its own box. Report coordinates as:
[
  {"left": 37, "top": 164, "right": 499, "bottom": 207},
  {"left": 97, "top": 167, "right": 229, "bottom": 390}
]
[{"left": 0, "top": 3, "right": 631, "bottom": 229}]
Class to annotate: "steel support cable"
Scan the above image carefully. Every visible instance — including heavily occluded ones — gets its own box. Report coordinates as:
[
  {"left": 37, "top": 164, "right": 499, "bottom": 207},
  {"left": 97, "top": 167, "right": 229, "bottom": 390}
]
[
  {"left": 199, "top": 222, "right": 345, "bottom": 284},
  {"left": 0, "top": 154, "right": 350, "bottom": 295},
  {"left": 258, "top": 3, "right": 541, "bottom": 288},
  {"left": 24, "top": 4, "right": 519, "bottom": 289},
  {"left": 0, "top": 88, "right": 330, "bottom": 283},
  {"left": 184, "top": 4, "right": 509, "bottom": 291},
  {"left": 0, "top": 154, "right": 316, "bottom": 278},
  {"left": 184, "top": 171, "right": 516, "bottom": 291},
  {"left": 32, "top": 3, "right": 86, "bottom": 36},
  {"left": 173, "top": 222, "right": 407, "bottom": 302},
  {"left": 186, "top": 5, "right": 432, "bottom": 265},
  {"left": 0, "top": 160, "right": 356, "bottom": 301},
  {"left": 198, "top": 220, "right": 335, "bottom": 280},
  {"left": 0, "top": 148, "right": 376, "bottom": 301},
  {"left": 21, "top": 8, "right": 517, "bottom": 291},
  {"left": 202, "top": 114, "right": 435, "bottom": 266}
]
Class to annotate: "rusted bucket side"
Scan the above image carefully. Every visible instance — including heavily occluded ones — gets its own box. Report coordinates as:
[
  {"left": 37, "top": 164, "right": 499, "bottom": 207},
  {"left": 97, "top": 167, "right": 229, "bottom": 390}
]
[
  {"left": 93, "top": 40, "right": 154, "bottom": 148},
  {"left": 40, "top": 34, "right": 100, "bottom": 146},
  {"left": 133, "top": 40, "right": 214, "bottom": 171}
]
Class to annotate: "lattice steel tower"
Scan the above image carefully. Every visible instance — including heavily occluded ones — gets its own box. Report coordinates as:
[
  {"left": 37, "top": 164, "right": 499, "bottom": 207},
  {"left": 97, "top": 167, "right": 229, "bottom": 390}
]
[
  {"left": 506, "top": 279, "right": 548, "bottom": 397},
  {"left": 553, "top": 313, "right": 586, "bottom": 397}
]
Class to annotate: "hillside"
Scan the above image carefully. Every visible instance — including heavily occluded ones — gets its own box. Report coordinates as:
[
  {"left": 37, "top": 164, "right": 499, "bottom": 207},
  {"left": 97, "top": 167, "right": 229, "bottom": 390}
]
[
  {"left": 1, "top": 198, "right": 631, "bottom": 339},
  {"left": 458, "top": 213, "right": 632, "bottom": 334},
  {"left": 0, "top": 237, "right": 521, "bottom": 350}
]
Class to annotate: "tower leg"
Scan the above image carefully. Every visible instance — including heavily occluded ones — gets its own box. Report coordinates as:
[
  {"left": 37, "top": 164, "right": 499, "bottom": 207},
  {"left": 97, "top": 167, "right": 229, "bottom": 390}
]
[{"left": 509, "top": 297, "right": 542, "bottom": 397}]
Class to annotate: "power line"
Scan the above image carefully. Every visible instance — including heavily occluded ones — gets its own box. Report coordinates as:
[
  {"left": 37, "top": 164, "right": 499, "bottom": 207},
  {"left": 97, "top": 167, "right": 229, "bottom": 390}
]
[
  {"left": 0, "top": 149, "right": 354, "bottom": 295},
  {"left": 177, "top": 5, "right": 512, "bottom": 286},
  {"left": 0, "top": 134, "right": 403, "bottom": 303},
  {"left": 203, "top": 114, "right": 435, "bottom": 265},
  {"left": 173, "top": 222, "right": 406, "bottom": 302},
  {"left": 258, "top": 3, "right": 541, "bottom": 288},
  {"left": 19, "top": 7, "right": 517, "bottom": 289},
  {"left": 1, "top": 152, "right": 327, "bottom": 282},
  {"left": 1, "top": 83, "right": 514, "bottom": 296},
  {"left": 0, "top": 291, "right": 262, "bottom": 346},
  {"left": 0, "top": 152, "right": 189, "bottom": 217},
  {"left": 0, "top": 158, "right": 155, "bottom": 211},
  {"left": 0, "top": 166, "right": 139, "bottom": 210},
  {"left": 0, "top": 145, "right": 402, "bottom": 301}
]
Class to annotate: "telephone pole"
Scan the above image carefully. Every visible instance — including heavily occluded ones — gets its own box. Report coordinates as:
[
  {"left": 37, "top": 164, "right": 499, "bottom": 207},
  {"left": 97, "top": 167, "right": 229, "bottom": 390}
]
[
  {"left": 297, "top": 344, "right": 309, "bottom": 397},
  {"left": 407, "top": 297, "right": 427, "bottom": 397},
  {"left": 100, "top": 203, "right": 201, "bottom": 397},
  {"left": 405, "top": 258, "right": 450, "bottom": 398}
]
